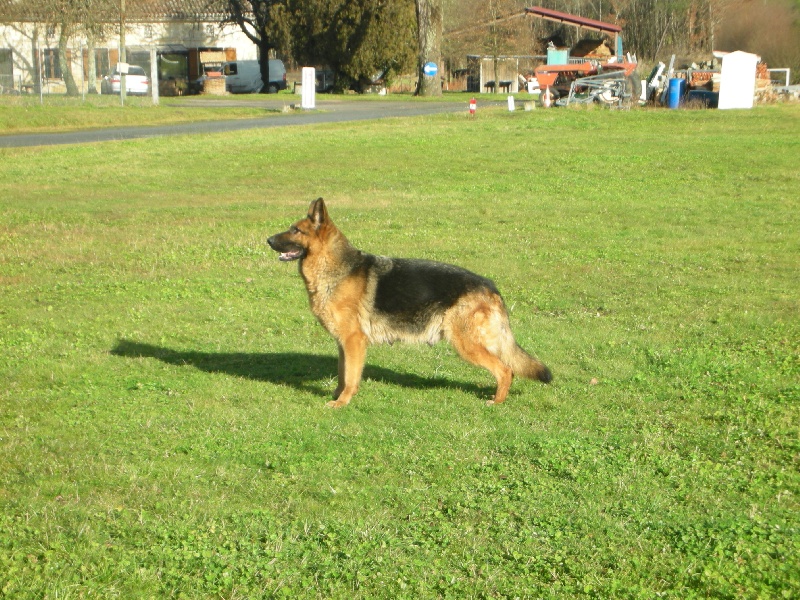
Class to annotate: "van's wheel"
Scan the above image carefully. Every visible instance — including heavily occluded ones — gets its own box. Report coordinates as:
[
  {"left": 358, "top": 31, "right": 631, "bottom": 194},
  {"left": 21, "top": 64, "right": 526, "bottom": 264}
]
[{"left": 267, "top": 84, "right": 278, "bottom": 94}]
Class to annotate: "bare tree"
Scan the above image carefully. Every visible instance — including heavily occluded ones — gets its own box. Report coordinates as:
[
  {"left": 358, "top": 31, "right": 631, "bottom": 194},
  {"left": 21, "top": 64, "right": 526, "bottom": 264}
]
[
  {"left": 443, "top": 0, "right": 534, "bottom": 78},
  {"left": 40, "top": 0, "right": 116, "bottom": 95},
  {"left": 57, "top": 19, "right": 80, "bottom": 95},
  {"left": 83, "top": 3, "right": 116, "bottom": 93}
]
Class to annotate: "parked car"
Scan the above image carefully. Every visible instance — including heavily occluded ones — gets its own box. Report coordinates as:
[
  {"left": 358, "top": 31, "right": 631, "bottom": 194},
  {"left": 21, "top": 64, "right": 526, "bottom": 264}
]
[
  {"left": 189, "top": 59, "right": 287, "bottom": 94},
  {"left": 101, "top": 65, "right": 150, "bottom": 95}
]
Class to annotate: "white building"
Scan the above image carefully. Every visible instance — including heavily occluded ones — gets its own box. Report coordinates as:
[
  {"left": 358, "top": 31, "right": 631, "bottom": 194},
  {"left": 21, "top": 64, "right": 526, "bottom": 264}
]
[{"left": 0, "top": 0, "right": 258, "bottom": 95}]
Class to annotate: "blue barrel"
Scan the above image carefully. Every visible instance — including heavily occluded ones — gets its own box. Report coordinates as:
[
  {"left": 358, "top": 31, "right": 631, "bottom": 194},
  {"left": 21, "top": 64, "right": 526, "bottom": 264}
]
[{"left": 668, "top": 78, "right": 685, "bottom": 109}]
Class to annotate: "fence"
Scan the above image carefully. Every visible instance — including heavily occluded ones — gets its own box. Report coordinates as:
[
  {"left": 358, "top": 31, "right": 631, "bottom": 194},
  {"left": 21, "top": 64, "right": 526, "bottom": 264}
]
[
  {"left": 0, "top": 74, "right": 24, "bottom": 94},
  {"left": 0, "top": 43, "right": 114, "bottom": 98},
  {"left": 0, "top": 74, "right": 107, "bottom": 99}
]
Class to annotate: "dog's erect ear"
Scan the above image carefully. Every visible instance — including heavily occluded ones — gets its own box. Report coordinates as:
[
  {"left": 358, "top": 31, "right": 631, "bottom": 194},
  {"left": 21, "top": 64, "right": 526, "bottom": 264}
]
[{"left": 308, "top": 197, "right": 328, "bottom": 229}]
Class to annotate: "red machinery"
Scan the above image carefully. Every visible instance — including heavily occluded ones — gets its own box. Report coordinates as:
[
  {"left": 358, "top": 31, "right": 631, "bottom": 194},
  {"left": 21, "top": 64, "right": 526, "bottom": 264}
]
[
  {"left": 534, "top": 61, "right": 639, "bottom": 106},
  {"left": 533, "top": 62, "right": 595, "bottom": 89}
]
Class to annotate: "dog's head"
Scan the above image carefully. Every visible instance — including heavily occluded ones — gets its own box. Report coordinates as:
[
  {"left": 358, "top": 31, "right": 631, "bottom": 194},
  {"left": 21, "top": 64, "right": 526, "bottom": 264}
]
[{"left": 267, "top": 198, "right": 330, "bottom": 262}]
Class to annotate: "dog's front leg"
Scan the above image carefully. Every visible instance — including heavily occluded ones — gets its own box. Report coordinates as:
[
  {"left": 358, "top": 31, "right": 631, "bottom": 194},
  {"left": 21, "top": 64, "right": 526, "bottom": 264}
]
[
  {"left": 327, "top": 333, "right": 367, "bottom": 408},
  {"left": 332, "top": 343, "right": 346, "bottom": 400}
]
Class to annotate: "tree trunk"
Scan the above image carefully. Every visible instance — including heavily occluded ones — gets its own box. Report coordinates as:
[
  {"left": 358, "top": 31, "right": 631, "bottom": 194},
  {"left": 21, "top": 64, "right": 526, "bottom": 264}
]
[
  {"left": 415, "top": 0, "right": 442, "bottom": 96},
  {"left": 258, "top": 42, "right": 274, "bottom": 93},
  {"left": 32, "top": 26, "right": 42, "bottom": 95},
  {"left": 58, "top": 23, "right": 80, "bottom": 96},
  {"left": 86, "top": 33, "right": 98, "bottom": 94},
  {"left": 688, "top": 0, "right": 698, "bottom": 52}
]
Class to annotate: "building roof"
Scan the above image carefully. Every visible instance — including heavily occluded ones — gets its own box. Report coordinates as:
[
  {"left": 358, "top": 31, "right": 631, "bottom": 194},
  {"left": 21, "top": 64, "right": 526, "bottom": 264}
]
[
  {"left": 0, "top": 0, "right": 230, "bottom": 23},
  {"left": 525, "top": 6, "right": 622, "bottom": 34}
]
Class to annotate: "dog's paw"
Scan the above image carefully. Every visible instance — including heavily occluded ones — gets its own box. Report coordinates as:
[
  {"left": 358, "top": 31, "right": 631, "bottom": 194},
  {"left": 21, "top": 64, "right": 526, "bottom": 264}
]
[{"left": 325, "top": 399, "right": 349, "bottom": 409}]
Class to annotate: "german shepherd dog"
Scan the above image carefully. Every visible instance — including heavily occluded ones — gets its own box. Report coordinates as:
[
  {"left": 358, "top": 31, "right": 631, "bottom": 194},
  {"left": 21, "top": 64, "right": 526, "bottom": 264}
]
[{"left": 268, "top": 198, "right": 551, "bottom": 408}]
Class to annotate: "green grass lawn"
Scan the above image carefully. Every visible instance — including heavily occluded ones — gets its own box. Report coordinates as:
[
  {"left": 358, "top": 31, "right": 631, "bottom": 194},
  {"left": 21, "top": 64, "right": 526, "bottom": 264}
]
[{"left": 0, "top": 104, "right": 798, "bottom": 598}]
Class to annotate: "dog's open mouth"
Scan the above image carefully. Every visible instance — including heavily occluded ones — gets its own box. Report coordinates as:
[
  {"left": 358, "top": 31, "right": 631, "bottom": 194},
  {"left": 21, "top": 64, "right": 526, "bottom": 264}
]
[
  {"left": 268, "top": 234, "right": 306, "bottom": 262},
  {"left": 278, "top": 249, "right": 304, "bottom": 262}
]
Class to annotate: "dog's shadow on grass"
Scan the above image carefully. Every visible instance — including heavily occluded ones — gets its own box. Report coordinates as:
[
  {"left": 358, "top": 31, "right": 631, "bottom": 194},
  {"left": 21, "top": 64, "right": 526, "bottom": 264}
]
[{"left": 111, "top": 339, "right": 484, "bottom": 399}]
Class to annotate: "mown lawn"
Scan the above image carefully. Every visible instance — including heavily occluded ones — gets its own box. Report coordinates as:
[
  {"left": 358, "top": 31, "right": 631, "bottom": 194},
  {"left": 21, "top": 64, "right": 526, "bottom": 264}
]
[{"left": 0, "top": 103, "right": 798, "bottom": 598}]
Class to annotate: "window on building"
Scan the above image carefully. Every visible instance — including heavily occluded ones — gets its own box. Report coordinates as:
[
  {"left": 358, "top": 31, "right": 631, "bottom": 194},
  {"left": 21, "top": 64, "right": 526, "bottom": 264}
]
[
  {"left": 81, "top": 48, "right": 111, "bottom": 79},
  {"left": 159, "top": 51, "right": 188, "bottom": 81},
  {"left": 0, "top": 49, "right": 13, "bottom": 87},
  {"left": 95, "top": 48, "right": 110, "bottom": 77},
  {"left": 41, "top": 49, "right": 61, "bottom": 79}
]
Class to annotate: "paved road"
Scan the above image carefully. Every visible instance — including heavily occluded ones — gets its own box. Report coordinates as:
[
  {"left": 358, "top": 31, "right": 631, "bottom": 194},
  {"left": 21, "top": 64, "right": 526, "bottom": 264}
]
[{"left": 0, "top": 98, "right": 471, "bottom": 148}]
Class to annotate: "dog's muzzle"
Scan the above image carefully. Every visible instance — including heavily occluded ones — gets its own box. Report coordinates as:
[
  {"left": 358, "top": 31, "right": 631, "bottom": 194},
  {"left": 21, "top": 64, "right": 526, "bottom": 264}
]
[{"left": 268, "top": 234, "right": 306, "bottom": 262}]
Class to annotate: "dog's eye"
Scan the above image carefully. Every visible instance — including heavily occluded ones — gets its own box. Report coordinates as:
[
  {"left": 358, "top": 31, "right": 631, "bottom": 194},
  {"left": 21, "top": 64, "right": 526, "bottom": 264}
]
[{"left": 290, "top": 226, "right": 303, "bottom": 235}]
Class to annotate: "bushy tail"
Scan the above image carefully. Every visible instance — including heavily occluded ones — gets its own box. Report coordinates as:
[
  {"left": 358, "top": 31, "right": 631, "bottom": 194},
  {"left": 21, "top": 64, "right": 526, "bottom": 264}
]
[{"left": 506, "top": 343, "right": 552, "bottom": 383}]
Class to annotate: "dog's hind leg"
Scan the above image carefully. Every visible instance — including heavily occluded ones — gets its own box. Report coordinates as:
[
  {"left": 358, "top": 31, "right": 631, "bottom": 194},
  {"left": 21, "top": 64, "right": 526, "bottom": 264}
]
[
  {"left": 450, "top": 332, "right": 514, "bottom": 405},
  {"left": 446, "top": 293, "right": 516, "bottom": 405},
  {"left": 327, "top": 333, "right": 367, "bottom": 408}
]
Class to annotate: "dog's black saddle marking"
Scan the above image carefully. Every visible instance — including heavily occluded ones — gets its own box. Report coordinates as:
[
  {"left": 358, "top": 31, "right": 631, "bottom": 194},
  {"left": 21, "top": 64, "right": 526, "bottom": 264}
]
[{"left": 373, "top": 258, "right": 498, "bottom": 324}]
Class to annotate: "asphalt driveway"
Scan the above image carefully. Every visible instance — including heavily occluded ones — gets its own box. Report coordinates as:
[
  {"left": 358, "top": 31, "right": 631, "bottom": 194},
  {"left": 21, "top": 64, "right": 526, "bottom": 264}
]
[{"left": 0, "top": 98, "right": 470, "bottom": 148}]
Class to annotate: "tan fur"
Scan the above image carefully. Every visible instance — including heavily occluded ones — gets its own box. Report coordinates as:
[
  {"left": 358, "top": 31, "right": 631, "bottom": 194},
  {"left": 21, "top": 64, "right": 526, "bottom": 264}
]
[{"left": 268, "top": 199, "right": 551, "bottom": 407}]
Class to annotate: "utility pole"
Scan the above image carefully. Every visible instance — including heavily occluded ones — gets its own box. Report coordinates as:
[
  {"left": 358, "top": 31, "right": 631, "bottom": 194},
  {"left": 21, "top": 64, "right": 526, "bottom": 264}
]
[{"left": 120, "top": 0, "right": 126, "bottom": 105}]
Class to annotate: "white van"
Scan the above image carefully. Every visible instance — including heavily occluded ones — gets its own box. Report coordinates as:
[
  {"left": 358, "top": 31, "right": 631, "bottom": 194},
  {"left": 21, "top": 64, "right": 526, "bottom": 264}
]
[{"left": 223, "top": 59, "right": 287, "bottom": 94}]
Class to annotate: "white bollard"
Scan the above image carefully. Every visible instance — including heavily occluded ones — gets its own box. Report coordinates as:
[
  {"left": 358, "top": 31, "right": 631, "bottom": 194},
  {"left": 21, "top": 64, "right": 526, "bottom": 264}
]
[
  {"left": 542, "top": 87, "right": 552, "bottom": 108},
  {"left": 507, "top": 95, "right": 515, "bottom": 111},
  {"left": 301, "top": 67, "right": 316, "bottom": 109}
]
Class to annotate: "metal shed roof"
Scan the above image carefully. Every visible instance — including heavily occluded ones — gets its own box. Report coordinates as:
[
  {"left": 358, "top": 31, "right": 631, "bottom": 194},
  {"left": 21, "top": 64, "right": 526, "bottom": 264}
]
[{"left": 524, "top": 6, "right": 622, "bottom": 34}]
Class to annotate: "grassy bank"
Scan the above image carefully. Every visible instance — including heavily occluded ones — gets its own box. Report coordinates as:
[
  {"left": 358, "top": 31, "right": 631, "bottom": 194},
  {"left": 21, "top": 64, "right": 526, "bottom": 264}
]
[
  {"left": 0, "top": 105, "right": 798, "bottom": 598},
  {"left": 0, "top": 94, "right": 286, "bottom": 134}
]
